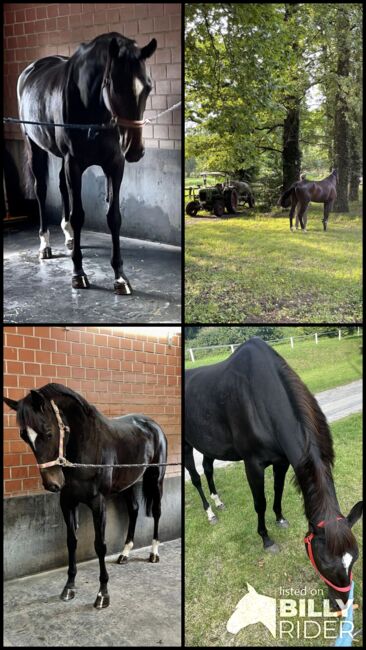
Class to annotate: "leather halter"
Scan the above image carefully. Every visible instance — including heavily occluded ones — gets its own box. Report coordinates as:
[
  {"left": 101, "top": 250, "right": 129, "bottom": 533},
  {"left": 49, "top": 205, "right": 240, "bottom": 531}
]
[
  {"left": 38, "top": 400, "right": 70, "bottom": 470},
  {"left": 304, "top": 517, "right": 353, "bottom": 592},
  {"left": 101, "top": 54, "right": 147, "bottom": 129}
]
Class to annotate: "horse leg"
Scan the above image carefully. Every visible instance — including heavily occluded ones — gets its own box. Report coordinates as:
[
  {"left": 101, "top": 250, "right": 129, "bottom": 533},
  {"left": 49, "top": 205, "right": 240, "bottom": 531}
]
[
  {"left": 323, "top": 200, "right": 333, "bottom": 231},
  {"left": 297, "top": 200, "right": 309, "bottom": 232},
  {"left": 59, "top": 161, "right": 73, "bottom": 250},
  {"left": 185, "top": 442, "right": 217, "bottom": 524},
  {"left": 244, "top": 460, "right": 278, "bottom": 551},
  {"left": 273, "top": 461, "right": 290, "bottom": 528},
  {"left": 202, "top": 455, "right": 225, "bottom": 510},
  {"left": 289, "top": 193, "right": 297, "bottom": 232},
  {"left": 117, "top": 485, "right": 139, "bottom": 564},
  {"left": 89, "top": 493, "right": 109, "bottom": 609},
  {"left": 27, "top": 138, "right": 52, "bottom": 259},
  {"left": 60, "top": 492, "right": 79, "bottom": 601},
  {"left": 102, "top": 157, "right": 132, "bottom": 295},
  {"left": 64, "top": 154, "right": 89, "bottom": 288}
]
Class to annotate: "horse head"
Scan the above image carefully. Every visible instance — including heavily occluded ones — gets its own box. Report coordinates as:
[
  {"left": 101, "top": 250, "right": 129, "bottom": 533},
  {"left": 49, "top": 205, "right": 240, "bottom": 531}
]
[{"left": 103, "top": 36, "right": 157, "bottom": 163}]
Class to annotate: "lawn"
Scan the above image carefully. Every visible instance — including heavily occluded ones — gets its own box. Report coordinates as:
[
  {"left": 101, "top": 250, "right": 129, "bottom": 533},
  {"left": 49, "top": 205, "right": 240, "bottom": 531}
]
[
  {"left": 185, "top": 203, "right": 362, "bottom": 323},
  {"left": 185, "top": 413, "right": 363, "bottom": 647},
  {"left": 185, "top": 334, "right": 363, "bottom": 394}
]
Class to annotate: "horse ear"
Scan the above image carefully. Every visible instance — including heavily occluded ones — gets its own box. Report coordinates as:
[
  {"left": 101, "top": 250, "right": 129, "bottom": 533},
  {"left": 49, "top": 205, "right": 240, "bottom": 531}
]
[
  {"left": 30, "top": 390, "right": 45, "bottom": 411},
  {"left": 140, "top": 38, "right": 157, "bottom": 60},
  {"left": 109, "top": 37, "right": 120, "bottom": 60},
  {"left": 346, "top": 501, "right": 363, "bottom": 528},
  {"left": 3, "top": 396, "right": 19, "bottom": 411}
]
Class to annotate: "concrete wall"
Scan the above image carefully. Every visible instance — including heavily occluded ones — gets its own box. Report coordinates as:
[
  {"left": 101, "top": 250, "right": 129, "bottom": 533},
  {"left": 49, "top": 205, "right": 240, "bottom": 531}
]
[{"left": 4, "top": 475, "right": 181, "bottom": 580}]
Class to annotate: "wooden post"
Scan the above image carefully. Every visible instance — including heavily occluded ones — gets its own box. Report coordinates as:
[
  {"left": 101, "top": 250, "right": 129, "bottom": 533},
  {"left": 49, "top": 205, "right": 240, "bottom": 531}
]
[
  {"left": 189, "top": 348, "right": 195, "bottom": 362},
  {"left": 338, "top": 329, "right": 341, "bottom": 340},
  {"left": 290, "top": 337, "right": 294, "bottom": 349},
  {"left": 315, "top": 333, "right": 318, "bottom": 344}
]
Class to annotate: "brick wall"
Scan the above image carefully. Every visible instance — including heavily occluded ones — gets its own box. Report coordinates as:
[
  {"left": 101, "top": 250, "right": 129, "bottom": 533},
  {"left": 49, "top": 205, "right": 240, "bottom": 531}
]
[
  {"left": 3, "top": 3, "right": 181, "bottom": 150},
  {"left": 3, "top": 326, "right": 181, "bottom": 496}
]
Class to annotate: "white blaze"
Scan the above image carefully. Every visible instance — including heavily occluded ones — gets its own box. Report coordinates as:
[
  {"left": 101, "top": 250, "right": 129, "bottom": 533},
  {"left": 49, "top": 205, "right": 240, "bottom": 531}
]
[
  {"left": 27, "top": 427, "right": 38, "bottom": 448},
  {"left": 133, "top": 76, "right": 144, "bottom": 100},
  {"left": 342, "top": 552, "right": 353, "bottom": 573}
]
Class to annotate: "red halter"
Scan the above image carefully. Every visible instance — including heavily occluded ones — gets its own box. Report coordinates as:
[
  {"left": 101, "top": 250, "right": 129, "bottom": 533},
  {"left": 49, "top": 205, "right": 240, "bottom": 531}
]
[{"left": 304, "top": 517, "right": 353, "bottom": 592}]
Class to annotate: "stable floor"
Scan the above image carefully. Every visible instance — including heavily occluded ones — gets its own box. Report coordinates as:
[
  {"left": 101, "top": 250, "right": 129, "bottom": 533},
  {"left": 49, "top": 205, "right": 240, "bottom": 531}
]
[
  {"left": 4, "top": 226, "right": 181, "bottom": 323},
  {"left": 4, "top": 538, "right": 181, "bottom": 647}
]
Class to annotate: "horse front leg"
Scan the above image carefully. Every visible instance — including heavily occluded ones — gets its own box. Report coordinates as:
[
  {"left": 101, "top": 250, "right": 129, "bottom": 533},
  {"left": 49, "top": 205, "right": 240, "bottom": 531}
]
[
  {"left": 64, "top": 155, "right": 89, "bottom": 288},
  {"left": 59, "top": 161, "right": 73, "bottom": 250},
  {"left": 28, "top": 138, "right": 52, "bottom": 259},
  {"left": 60, "top": 492, "right": 79, "bottom": 601},
  {"left": 244, "top": 459, "right": 279, "bottom": 552},
  {"left": 297, "top": 201, "right": 309, "bottom": 232},
  {"left": 323, "top": 200, "right": 333, "bottom": 231},
  {"left": 89, "top": 494, "right": 110, "bottom": 609},
  {"left": 103, "top": 157, "right": 132, "bottom": 295},
  {"left": 273, "top": 461, "right": 290, "bottom": 528}
]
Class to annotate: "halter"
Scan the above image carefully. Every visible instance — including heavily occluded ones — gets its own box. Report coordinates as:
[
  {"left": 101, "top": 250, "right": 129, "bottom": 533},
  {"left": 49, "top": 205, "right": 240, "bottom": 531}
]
[
  {"left": 37, "top": 400, "right": 71, "bottom": 470},
  {"left": 101, "top": 53, "right": 148, "bottom": 129},
  {"left": 304, "top": 517, "right": 353, "bottom": 592}
]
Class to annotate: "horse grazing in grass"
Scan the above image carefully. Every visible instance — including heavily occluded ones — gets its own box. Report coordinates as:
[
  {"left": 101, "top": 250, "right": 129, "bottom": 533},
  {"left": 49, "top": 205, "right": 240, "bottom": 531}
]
[
  {"left": 185, "top": 338, "right": 362, "bottom": 610},
  {"left": 279, "top": 169, "right": 337, "bottom": 232}
]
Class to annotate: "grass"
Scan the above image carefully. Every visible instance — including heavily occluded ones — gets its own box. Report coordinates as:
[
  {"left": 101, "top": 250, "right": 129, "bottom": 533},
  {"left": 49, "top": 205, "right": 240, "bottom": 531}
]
[
  {"left": 185, "top": 334, "right": 362, "bottom": 394},
  {"left": 185, "top": 413, "right": 363, "bottom": 647},
  {"left": 185, "top": 202, "right": 362, "bottom": 323}
]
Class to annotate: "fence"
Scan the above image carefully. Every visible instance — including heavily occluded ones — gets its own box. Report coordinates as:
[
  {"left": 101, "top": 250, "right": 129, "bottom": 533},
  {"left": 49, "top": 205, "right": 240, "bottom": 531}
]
[{"left": 185, "top": 327, "right": 362, "bottom": 363}]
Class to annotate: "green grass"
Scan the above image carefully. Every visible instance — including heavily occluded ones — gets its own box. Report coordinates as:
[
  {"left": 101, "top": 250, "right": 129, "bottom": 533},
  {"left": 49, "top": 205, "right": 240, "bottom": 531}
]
[
  {"left": 186, "top": 334, "right": 362, "bottom": 394},
  {"left": 185, "top": 413, "right": 363, "bottom": 647},
  {"left": 185, "top": 203, "right": 362, "bottom": 323}
]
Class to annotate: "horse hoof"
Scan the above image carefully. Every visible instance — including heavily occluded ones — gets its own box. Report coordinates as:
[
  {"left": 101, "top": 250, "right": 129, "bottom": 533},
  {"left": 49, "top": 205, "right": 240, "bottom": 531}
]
[
  {"left": 149, "top": 553, "right": 160, "bottom": 563},
  {"left": 265, "top": 543, "right": 280, "bottom": 554},
  {"left": 72, "top": 275, "right": 90, "bottom": 289},
  {"left": 208, "top": 515, "right": 218, "bottom": 525},
  {"left": 117, "top": 554, "right": 128, "bottom": 564},
  {"left": 217, "top": 503, "right": 226, "bottom": 510},
  {"left": 276, "top": 518, "right": 289, "bottom": 528},
  {"left": 60, "top": 587, "right": 75, "bottom": 601},
  {"left": 114, "top": 280, "right": 132, "bottom": 295},
  {"left": 94, "top": 593, "right": 110, "bottom": 609},
  {"left": 290, "top": 227, "right": 294, "bottom": 232},
  {"left": 66, "top": 239, "right": 74, "bottom": 250},
  {"left": 40, "top": 247, "right": 52, "bottom": 259}
]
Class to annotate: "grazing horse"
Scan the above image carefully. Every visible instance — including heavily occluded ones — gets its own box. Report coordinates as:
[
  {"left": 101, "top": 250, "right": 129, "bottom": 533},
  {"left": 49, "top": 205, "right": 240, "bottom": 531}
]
[
  {"left": 4, "top": 383, "right": 167, "bottom": 609},
  {"left": 279, "top": 170, "right": 338, "bottom": 232},
  {"left": 185, "top": 338, "right": 362, "bottom": 608},
  {"left": 17, "top": 32, "right": 156, "bottom": 294}
]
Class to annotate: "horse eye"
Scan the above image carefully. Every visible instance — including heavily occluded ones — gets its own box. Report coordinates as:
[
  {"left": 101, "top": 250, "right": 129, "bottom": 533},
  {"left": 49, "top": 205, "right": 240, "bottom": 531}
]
[{"left": 46, "top": 432, "right": 52, "bottom": 440}]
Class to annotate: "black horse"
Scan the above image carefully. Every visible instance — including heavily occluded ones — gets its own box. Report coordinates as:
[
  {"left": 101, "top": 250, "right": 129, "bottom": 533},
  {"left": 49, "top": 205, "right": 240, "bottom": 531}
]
[
  {"left": 4, "top": 383, "right": 167, "bottom": 609},
  {"left": 185, "top": 338, "right": 362, "bottom": 608},
  {"left": 279, "top": 170, "right": 338, "bottom": 232},
  {"left": 17, "top": 32, "right": 156, "bottom": 294}
]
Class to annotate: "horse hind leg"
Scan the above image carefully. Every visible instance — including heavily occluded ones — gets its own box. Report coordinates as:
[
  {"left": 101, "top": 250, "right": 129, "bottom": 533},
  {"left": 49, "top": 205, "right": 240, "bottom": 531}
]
[
  {"left": 142, "top": 465, "right": 164, "bottom": 563},
  {"left": 27, "top": 138, "right": 52, "bottom": 259},
  {"left": 323, "top": 200, "right": 333, "bottom": 231},
  {"left": 202, "top": 456, "right": 225, "bottom": 510},
  {"left": 117, "top": 486, "right": 139, "bottom": 564},
  {"left": 289, "top": 194, "right": 297, "bottom": 232},
  {"left": 59, "top": 161, "right": 73, "bottom": 250},
  {"left": 185, "top": 442, "right": 217, "bottom": 524}
]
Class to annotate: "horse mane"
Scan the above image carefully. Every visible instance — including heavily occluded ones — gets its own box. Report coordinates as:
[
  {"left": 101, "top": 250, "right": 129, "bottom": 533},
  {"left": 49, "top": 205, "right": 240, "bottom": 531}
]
[{"left": 37, "top": 383, "right": 93, "bottom": 415}]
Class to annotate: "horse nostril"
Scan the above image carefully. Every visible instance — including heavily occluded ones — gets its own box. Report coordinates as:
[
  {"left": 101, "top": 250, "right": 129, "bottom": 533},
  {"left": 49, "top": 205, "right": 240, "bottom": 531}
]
[{"left": 46, "top": 482, "right": 61, "bottom": 493}]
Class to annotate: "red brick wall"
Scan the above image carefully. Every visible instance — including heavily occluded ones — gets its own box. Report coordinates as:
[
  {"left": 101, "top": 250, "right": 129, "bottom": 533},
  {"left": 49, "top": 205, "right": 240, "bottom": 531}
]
[
  {"left": 3, "top": 3, "right": 181, "bottom": 150},
  {"left": 3, "top": 326, "right": 181, "bottom": 496}
]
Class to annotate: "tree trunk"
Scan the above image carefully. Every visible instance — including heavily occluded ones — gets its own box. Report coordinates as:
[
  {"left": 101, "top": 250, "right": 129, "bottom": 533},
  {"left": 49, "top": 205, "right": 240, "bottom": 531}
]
[
  {"left": 349, "top": 123, "right": 361, "bottom": 202},
  {"left": 283, "top": 101, "right": 301, "bottom": 189},
  {"left": 333, "top": 8, "right": 350, "bottom": 212}
]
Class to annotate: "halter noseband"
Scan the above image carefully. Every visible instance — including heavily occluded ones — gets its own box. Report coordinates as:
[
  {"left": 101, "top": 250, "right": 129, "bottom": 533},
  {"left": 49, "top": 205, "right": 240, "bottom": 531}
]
[
  {"left": 101, "top": 51, "right": 147, "bottom": 129},
  {"left": 304, "top": 517, "right": 353, "bottom": 593},
  {"left": 37, "top": 400, "right": 71, "bottom": 470}
]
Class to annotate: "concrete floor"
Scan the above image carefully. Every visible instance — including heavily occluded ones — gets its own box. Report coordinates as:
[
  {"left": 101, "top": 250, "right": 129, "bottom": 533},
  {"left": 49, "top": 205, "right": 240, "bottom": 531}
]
[
  {"left": 4, "top": 226, "right": 181, "bottom": 323},
  {"left": 4, "top": 538, "right": 181, "bottom": 647}
]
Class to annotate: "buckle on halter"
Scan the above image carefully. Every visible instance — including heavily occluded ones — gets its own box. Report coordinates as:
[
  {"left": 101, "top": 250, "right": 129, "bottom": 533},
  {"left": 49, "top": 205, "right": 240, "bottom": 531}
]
[{"left": 58, "top": 457, "right": 68, "bottom": 466}]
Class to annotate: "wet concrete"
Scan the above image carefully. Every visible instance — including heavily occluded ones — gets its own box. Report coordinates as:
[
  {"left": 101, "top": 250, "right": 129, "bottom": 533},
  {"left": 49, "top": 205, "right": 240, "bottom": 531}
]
[
  {"left": 4, "top": 226, "right": 181, "bottom": 323},
  {"left": 4, "top": 538, "right": 181, "bottom": 647}
]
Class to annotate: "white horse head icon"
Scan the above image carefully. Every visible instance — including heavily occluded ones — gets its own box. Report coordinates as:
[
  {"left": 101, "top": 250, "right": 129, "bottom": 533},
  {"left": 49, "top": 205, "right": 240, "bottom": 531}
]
[{"left": 227, "top": 583, "right": 277, "bottom": 637}]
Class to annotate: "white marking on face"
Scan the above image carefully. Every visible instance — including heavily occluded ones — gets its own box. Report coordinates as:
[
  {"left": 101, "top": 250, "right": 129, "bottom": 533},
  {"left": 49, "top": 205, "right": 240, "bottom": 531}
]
[
  {"left": 61, "top": 218, "right": 74, "bottom": 243},
  {"left": 133, "top": 76, "right": 144, "bottom": 100},
  {"left": 206, "top": 506, "right": 216, "bottom": 521},
  {"left": 121, "top": 541, "right": 134, "bottom": 557},
  {"left": 27, "top": 426, "right": 38, "bottom": 448},
  {"left": 39, "top": 230, "right": 50, "bottom": 251},
  {"left": 211, "top": 493, "right": 224, "bottom": 508},
  {"left": 151, "top": 539, "right": 160, "bottom": 556},
  {"left": 342, "top": 552, "right": 353, "bottom": 573}
]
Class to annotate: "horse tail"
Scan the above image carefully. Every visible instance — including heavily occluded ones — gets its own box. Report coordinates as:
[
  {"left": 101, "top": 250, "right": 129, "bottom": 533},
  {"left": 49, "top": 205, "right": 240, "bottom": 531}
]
[
  {"left": 142, "top": 421, "right": 167, "bottom": 517},
  {"left": 278, "top": 185, "right": 295, "bottom": 208}
]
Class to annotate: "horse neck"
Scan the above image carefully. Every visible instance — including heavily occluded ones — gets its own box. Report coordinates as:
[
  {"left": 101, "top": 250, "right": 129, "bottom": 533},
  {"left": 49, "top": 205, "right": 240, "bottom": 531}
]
[
  {"left": 57, "top": 397, "right": 100, "bottom": 462},
  {"left": 294, "top": 451, "right": 341, "bottom": 526}
]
